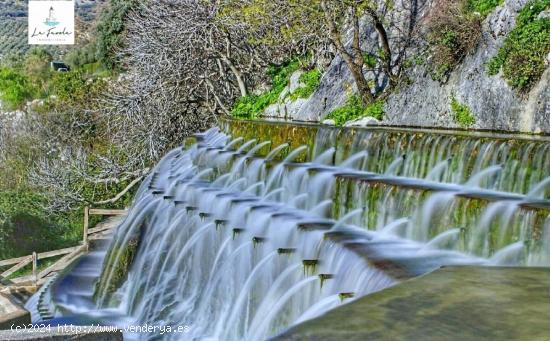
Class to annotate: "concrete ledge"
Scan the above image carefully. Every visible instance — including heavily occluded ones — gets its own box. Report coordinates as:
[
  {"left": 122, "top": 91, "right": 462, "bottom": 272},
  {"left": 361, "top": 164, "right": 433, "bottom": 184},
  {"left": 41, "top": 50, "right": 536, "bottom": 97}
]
[
  {"left": 0, "top": 328, "right": 123, "bottom": 340},
  {"left": 0, "top": 293, "right": 31, "bottom": 330},
  {"left": 273, "top": 266, "right": 550, "bottom": 341}
]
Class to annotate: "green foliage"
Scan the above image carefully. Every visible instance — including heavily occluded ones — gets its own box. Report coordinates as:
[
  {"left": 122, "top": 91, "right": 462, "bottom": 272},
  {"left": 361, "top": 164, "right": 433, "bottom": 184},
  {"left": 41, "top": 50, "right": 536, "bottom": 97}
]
[
  {"left": 362, "top": 53, "right": 378, "bottom": 68},
  {"left": 24, "top": 48, "right": 53, "bottom": 96},
  {"left": 231, "top": 94, "right": 277, "bottom": 119},
  {"left": 96, "top": 0, "right": 138, "bottom": 69},
  {"left": 288, "top": 69, "right": 322, "bottom": 101},
  {"left": 267, "top": 60, "right": 302, "bottom": 92},
  {"left": 426, "top": 0, "right": 482, "bottom": 82},
  {"left": 0, "top": 191, "right": 76, "bottom": 259},
  {"left": 50, "top": 71, "right": 89, "bottom": 103},
  {"left": 0, "top": 18, "right": 30, "bottom": 58},
  {"left": 0, "top": 2, "right": 134, "bottom": 262},
  {"left": 450, "top": 96, "right": 476, "bottom": 127},
  {"left": 66, "top": 44, "right": 100, "bottom": 69},
  {"left": 487, "top": 0, "right": 550, "bottom": 92},
  {"left": 0, "top": 67, "right": 34, "bottom": 109},
  {"left": 468, "top": 0, "right": 504, "bottom": 17},
  {"left": 231, "top": 59, "right": 302, "bottom": 119},
  {"left": 0, "top": 48, "right": 105, "bottom": 110},
  {"left": 326, "top": 96, "right": 385, "bottom": 126},
  {"left": 0, "top": 1, "right": 104, "bottom": 59}
]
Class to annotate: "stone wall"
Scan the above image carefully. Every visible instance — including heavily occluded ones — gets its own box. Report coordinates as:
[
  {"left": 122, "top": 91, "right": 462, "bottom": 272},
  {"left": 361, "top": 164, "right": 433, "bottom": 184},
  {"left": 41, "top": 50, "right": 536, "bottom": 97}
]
[{"left": 384, "top": 0, "right": 550, "bottom": 134}]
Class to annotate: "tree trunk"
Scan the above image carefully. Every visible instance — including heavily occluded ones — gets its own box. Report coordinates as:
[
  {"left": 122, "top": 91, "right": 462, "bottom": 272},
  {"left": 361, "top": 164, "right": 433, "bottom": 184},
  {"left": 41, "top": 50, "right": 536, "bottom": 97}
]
[
  {"left": 367, "top": 9, "right": 395, "bottom": 88},
  {"left": 221, "top": 55, "right": 248, "bottom": 97},
  {"left": 320, "top": 0, "right": 374, "bottom": 105},
  {"left": 349, "top": 63, "right": 375, "bottom": 105}
]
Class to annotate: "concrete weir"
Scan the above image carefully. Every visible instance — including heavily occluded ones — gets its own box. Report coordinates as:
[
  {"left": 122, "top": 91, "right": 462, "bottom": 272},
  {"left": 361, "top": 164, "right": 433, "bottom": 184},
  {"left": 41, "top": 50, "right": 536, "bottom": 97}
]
[
  {"left": 20, "top": 123, "right": 550, "bottom": 339},
  {"left": 273, "top": 266, "right": 550, "bottom": 341}
]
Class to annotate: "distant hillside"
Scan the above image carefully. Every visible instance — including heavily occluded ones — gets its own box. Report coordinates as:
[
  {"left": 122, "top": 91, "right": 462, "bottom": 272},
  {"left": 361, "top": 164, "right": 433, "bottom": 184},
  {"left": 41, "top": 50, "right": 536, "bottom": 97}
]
[{"left": 0, "top": 0, "right": 106, "bottom": 59}]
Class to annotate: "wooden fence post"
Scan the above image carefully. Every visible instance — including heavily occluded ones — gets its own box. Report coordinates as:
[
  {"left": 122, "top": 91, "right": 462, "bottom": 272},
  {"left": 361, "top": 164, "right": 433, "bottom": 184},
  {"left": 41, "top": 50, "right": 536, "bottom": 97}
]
[
  {"left": 32, "top": 252, "right": 37, "bottom": 285},
  {"left": 83, "top": 206, "right": 90, "bottom": 250}
]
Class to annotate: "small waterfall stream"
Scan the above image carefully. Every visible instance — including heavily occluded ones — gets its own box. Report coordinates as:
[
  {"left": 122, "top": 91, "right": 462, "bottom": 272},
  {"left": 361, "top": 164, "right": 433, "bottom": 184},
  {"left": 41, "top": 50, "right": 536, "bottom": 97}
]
[{"left": 28, "top": 121, "right": 550, "bottom": 340}]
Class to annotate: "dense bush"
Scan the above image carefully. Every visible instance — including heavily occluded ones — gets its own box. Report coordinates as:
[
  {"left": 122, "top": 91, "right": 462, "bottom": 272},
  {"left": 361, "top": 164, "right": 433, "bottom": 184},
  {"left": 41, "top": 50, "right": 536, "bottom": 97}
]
[
  {"left": 325, "top": 96, "right": 385, "bottom": 126},
  {"left": 288, "top": 69, "right": 322, "bottom": 101},
  {"left": 426, "top": 0, "right": 482, "bottom": 82},
  {"left": 0, "top": 18, "right": 29, "bottom": 58},
  {"left": 0, "top": 191, "right": 77, "bottom": 259},
  {"left": 231, "top": 59, "right": 303, "bottom": 118},
  {"left": 96, "top": 0, "right": 139, "bottom": 69},
  {"left": 487, "top": 0, "right": 550, "bottom": 92},
  {"left": 450, "top": 96, "right": 476, "bottom": 127},
  {"left": 0, "top": 67, "right": 34, "bottom": 110},
  {"left": 0, "top": 56, "right": 128, "bottom": 260},
  {"left": 468, "top": 0, "right": 504, "bottom": 17}
]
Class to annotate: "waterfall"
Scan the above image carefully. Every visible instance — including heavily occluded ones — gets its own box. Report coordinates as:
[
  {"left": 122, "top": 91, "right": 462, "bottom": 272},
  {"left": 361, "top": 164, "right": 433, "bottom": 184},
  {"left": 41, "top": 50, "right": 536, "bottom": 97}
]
[{"left": 28, "top": 121, "right": 550, "bottom": 340}]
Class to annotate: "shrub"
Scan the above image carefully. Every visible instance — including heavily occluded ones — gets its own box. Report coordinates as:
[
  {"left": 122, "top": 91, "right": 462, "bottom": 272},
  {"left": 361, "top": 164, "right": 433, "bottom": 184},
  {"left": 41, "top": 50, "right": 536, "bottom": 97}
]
[
  {"left": 96, "top": 0, "right": 138, "bottom": 69},
  {"left": 0, "top": 191, "right": 72, "bottom": 259},
  {"left": 468, "top": 0, "right": 504, "bottom": 17},
  {"left": 325, "top": 96, "right": 385, "bottom": 126},
  {"left": 450, "top": 96, "right": 476, "bottom": 127},
  {"left": 0, "top": 67, "right": 34, "bottom": 109},
  {"left": 487, "top": 0, "right": 550, "bottom": 92},
  {"left": 231, "top": 59, "right": 302, "bottom": 118},
  {"left": 288, "top": 69, "right": 322, "bottom": 101},
  {"left": 426, "top": 0, "right": 483, "bottom": 81},
  {"left": 50, "top": 71, "right": 89, "bottom": 103}
]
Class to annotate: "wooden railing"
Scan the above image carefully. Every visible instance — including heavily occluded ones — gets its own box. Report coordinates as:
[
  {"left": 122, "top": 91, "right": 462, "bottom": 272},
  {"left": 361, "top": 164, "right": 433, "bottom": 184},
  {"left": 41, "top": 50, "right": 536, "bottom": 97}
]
[{"left": 0, "top": 207, "right": 127, "bottom": 288}]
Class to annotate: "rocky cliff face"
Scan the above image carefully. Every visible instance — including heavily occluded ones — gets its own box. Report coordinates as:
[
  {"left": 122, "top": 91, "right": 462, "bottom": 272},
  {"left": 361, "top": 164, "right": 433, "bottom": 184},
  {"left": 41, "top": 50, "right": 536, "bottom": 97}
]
[
  {"left": 385, "top": 0, "right": 550, "bottom": 134},
  {"left": 264, "top": 0, "right": 550, "bottom": 134}
]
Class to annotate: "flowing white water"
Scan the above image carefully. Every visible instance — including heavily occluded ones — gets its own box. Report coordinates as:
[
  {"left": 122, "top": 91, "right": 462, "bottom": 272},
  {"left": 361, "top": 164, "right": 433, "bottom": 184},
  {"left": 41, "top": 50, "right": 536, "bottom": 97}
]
[{"left": 28, "top": 124, "right": 550, "bottom": 340}]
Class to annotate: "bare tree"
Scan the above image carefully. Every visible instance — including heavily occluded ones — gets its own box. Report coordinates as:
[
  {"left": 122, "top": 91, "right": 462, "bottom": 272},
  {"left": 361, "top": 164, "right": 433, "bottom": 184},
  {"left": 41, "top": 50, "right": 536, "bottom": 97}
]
[
  {"left": 100, "top": 0, "right": 310, "bottom": 166},
  {"left": 228, "top": 0, "right": 424, "bottom": 104}
]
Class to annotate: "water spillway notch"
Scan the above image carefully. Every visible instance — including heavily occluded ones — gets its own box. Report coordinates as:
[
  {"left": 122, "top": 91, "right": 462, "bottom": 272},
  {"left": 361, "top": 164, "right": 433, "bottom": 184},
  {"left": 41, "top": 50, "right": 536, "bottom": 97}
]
[
  {"left": 277, "top": 248, "right": 297, "bottom": 255},
  {"left": 338, "top": 292, "right": 355, "bottom": 301},
  {"left": 319, "top": 274, "right": 335, "bottom": 288},
  {"left": 214, "top": 219, "right": 228, "bottom": 229},
  {"left": 303, "top": 259, "right": 319, "bottom": 275},
  {"left": 252, "top": 237, "right": 267, "bottom": 247},
  {"left": 297, "top": 222, "right": 334, "bottom": 231},
  {"left": 233, "top": 228, "right": 245, "bottom": 239},
  {"left": 199, "top": 212, "right": 213, "bottom": 219}
]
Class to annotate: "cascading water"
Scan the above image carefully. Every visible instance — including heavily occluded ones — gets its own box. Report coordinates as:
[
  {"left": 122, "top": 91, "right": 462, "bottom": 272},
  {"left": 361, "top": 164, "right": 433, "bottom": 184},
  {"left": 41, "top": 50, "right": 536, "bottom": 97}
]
[{"left": 28, "top": 121, "right": 550, "bottom": 340}]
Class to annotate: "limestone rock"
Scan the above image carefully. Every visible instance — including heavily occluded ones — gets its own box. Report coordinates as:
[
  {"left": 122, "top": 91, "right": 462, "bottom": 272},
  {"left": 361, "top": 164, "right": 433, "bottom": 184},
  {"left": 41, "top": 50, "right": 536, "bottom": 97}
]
[
  {"left": 288, "top": 70, "right": 304, "bottom": 94},
  {"left": 537, "top": 10, "right": 550, "bottom": 20},
  {"left": 344, "top": 116, "right": 381, "bottom": 127},
  {"left": 260, "top": 0, "right": 550, "bottom": 134}
]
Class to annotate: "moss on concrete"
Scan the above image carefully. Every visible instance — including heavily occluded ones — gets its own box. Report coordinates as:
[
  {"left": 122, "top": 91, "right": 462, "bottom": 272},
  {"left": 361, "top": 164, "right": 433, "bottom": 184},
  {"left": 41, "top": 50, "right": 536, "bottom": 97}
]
[{"left": 274, "top": 266, "right": 550, "bottom": 341}]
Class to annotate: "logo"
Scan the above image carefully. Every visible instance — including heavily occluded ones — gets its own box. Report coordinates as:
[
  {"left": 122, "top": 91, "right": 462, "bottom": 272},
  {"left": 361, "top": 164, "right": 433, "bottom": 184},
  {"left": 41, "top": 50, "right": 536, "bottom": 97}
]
[{"left": 28, "top": 1, "right": 75, "bottom": 45}]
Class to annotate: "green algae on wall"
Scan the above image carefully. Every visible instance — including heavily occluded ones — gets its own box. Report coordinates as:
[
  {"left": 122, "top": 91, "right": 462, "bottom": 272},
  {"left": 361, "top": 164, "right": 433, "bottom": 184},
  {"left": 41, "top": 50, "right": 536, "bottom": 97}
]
[
  {"left": 220, "top": 119, "right": 319, "bottom": 162},
  {"left": 220, "top": 118, "right": 550, "bottom": 196},
  {"left": 332, "top": 173, "right": 548, "bottom": 258},
  {"left": 93, "top": 226, "right": 143, "bottom": 304},
  {"left": 274, "top": 266, "right": 550, "bottom": 341},
  {"left": 219, "top": 119, "right": 550, "bottom": 259}
]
